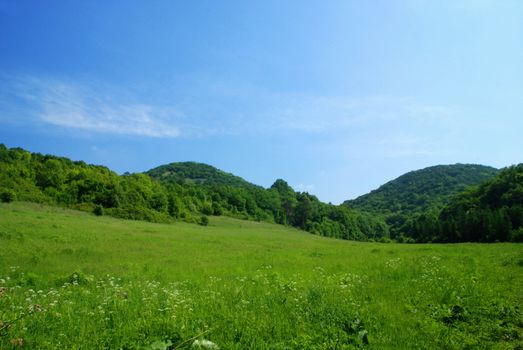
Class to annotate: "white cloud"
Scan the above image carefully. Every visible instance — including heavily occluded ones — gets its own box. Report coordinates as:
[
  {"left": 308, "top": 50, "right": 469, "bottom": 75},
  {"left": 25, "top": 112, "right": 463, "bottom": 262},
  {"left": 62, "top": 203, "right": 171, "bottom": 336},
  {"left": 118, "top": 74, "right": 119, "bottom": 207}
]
[
  {"left": 262, "top": 93, "right": 460, "bottom": 160},
  {"left": 258, "top": 94, "right": 457, "bottom": 135},
  {"left": 2, "top": 74, "right": 459, "bottom": 150},
  {"left": 6, "top": 76, "right": 182, "bottom": 138}
]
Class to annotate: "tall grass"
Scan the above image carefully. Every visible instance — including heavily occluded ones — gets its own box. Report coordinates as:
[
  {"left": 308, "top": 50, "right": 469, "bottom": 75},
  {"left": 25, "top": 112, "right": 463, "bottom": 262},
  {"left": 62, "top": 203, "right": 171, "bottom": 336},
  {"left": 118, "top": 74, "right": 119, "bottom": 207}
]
[{"left": 1, "top": 202, "right": 521, "bottom": 349}]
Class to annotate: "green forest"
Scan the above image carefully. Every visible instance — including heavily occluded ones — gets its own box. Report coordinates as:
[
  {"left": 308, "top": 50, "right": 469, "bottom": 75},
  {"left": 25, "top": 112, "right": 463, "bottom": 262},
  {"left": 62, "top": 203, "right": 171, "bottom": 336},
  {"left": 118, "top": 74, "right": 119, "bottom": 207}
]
[
  {"left": 346, "top": 163, "right": 523, "bottom": 242},
  {"left": 403, "top": 164, "right": 523, "bottom": 242},
  {"left": 0, "top": 144, "right": 388, "bottom": 242},
  {"left": 1, "top": 144, "right": 521, "bottom": 243},
  {"left": 344, "top": 164, "right": 499, "bottom": 233}
]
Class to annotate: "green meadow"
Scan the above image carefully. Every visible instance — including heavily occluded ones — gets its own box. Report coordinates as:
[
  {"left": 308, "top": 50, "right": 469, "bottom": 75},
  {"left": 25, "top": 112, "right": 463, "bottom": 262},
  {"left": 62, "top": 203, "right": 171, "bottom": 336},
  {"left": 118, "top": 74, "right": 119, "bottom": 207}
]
[{"left": 0, "top": 202, "right": 521, "bottom": 349}]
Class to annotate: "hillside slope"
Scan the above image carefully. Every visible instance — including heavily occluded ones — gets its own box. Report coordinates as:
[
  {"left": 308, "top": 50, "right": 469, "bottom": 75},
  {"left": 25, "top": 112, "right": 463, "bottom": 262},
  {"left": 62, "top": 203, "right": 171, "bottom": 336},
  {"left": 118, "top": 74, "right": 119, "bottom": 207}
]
[{"left": 344, "top": 164, "right": 499, "bottom": 235}]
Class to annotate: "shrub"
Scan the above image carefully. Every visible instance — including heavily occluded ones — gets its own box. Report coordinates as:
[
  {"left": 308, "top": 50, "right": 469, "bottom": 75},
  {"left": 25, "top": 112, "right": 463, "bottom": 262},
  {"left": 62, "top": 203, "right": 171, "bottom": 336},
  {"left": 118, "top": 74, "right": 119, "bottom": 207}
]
[
  {"left": 199, "top": 215, "right": 209, "bottom": 226},
  {"left": 202, "top": 203, "right": 213, "bottom": 215},
  {"left": 396, "top": 235, "right": 416, "bottom": 243},
  {"left": 73, "top": 202, "right": 96, "bottom": 213},
  {"left": 212, "top": 203, "right": 223, "bottom": 216},
  {"left": 93, "top": 204, "right": 104, "bottom": 216},
  {"left": 0, "top": 189, "right": 15, "bottom": 203},
  {"left": 511, "top": 227, "right": 523, "bottom": 242},
  {"left": 379, "top": 236, "right": 392, "bottom": 243}
]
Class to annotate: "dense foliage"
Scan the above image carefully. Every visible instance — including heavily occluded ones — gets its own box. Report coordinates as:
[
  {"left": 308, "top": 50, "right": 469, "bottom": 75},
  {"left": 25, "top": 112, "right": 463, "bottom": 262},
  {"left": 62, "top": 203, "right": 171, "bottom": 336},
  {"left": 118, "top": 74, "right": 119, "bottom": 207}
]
[
  {"left": 404, "top": 164, "right": 523, "bottom": 242},
  {"left": 0, "top": 144, "right": 389, "bottom": 241},
  {"left": 146, "top": 162, "right": 256, "bottom": 188},
  {"left": 5, "top": 144, "right": 518, "bottom": 243},
  {"left": 147, "top": 163, "right": 390, "bottom": 241},
  {"left": 344, "top": 164, "right": 499, "bottom": 237}
]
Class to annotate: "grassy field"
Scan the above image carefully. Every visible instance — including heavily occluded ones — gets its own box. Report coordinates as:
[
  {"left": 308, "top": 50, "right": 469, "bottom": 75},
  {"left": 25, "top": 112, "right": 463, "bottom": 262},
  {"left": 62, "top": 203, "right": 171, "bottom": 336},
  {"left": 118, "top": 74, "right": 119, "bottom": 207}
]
[{"left": 0, "top": 202, "right": 522, "bottom": 349}]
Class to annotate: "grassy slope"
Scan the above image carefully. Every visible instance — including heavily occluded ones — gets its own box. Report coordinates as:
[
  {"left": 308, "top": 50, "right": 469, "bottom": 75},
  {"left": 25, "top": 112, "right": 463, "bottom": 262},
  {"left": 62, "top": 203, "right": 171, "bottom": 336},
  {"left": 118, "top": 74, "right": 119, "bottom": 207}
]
[{"left": 0, "top": 202, "right": 522, "bottom": 349}]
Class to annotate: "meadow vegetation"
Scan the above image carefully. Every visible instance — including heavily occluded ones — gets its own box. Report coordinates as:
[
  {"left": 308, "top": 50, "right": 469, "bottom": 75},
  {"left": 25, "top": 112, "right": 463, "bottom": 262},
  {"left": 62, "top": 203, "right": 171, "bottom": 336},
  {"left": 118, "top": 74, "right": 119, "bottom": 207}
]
[{"left": 1, "top": 202, "right": 521, "bottom": 349}]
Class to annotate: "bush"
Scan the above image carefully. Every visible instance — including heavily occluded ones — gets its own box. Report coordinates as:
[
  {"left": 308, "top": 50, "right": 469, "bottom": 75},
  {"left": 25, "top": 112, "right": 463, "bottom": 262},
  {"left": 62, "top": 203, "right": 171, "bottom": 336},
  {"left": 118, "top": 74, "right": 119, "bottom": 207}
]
[
  {"left": 212, "top": 203, "right": 223, "bottom": 216},
  {"left": 199, "top": 215, "right": 209, "bottom": 226},
  {"left": 73, "top": 202, "right": 96, "bottom": 213},
  {"left": 93, "top": 204, "right": 104, "bottom": 216},
  {"left": 396, "top": 235, "right": 416, "bottom": 244},
  {"left": 379, "top": 236, "right": 392, "bottom": 243},
  {"left": 202, "top": 203, "right": 213, "bottom": 215},
  {"left": 511, "top": 227, "right": 523, "bottom": 242},
  {"left": 0, "top": 189, "right": 15, "bottom": 203}
]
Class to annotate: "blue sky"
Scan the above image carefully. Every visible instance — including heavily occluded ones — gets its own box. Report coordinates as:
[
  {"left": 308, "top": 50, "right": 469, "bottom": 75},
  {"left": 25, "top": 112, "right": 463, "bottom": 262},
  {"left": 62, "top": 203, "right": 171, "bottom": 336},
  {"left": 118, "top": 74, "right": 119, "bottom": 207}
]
[{"left": 0, "top": 1, "right": 522, "bottom": 203}]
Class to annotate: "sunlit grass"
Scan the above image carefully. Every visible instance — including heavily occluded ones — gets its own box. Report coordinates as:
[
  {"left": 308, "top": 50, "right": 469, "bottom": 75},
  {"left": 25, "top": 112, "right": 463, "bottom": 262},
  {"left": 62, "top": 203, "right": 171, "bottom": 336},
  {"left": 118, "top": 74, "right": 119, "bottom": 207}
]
[{"left": 1, "top": 202, "right": 521, "bottom": 349}]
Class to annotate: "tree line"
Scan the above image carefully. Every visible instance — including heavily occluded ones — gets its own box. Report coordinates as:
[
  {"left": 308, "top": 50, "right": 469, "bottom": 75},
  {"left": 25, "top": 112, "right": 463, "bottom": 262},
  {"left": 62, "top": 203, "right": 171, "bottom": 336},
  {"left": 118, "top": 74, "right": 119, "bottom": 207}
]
[{"left": 0, "top": 144, "right": 389, "bottom": 241}]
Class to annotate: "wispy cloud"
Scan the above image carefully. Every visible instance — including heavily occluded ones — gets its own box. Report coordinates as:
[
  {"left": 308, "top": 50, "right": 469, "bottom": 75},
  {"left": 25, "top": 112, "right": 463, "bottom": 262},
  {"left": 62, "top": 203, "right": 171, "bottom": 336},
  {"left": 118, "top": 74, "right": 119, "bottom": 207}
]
[
  {"left": 1, "top": 74, "right": 460, "bottom": 155},
  {"left": 3, "top": 76, "right": 182, "bottom": 138},
  {"left": 254, "top": 93, "right": 460, "bottom": 160},
  {"left": 267, "top": 95, "right": 456, "bottom": 134},
  {"left": 382, "top": 148, "right": 452, "bottom": 158}
]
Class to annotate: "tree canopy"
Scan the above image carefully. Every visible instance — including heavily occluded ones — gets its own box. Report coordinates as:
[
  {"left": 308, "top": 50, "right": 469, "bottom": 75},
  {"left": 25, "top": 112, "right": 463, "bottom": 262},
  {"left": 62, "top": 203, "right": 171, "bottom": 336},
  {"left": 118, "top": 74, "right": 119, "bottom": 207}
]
[
  {"left": 0, "top": 144, "right": 389, "bottom": 242},
  {"left": 403, "top": 164, "right": 523, "bottom": 242},
  {"left": 344, "top": 164, "right": 499, "bottom": 237},
  {"left": 3, "top": 144, "right": 518, "bottom": 243}
]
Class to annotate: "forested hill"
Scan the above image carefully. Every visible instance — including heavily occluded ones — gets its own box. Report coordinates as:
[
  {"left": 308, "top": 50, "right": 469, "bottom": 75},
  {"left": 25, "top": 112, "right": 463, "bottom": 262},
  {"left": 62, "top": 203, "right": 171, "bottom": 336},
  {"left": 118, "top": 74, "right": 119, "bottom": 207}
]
[
  {"left": 0, "top": 144, "right": 389, "bottom": 242},
  {"left": 404, "top": 164, "right": 523, "bottom": 242},
  {"left": 3, "top": 144, "right": 518, "bottom": 243},
  {"left": 146, "top": 162, "right": 258, "bottom": 189},
  {"left": 343, "top": 164, "right": 499, "bottom": 235},
  {"left": 345, "top": 164, "right": 499, "bottom": 215}
]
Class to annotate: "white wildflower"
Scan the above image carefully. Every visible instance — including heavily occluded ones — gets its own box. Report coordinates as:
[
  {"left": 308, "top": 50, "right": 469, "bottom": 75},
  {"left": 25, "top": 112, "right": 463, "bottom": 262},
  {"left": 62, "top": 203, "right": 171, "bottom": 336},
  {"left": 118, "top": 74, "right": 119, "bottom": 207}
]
[{"left": 192, "top": 339, "right": 220, "bottom": 349}]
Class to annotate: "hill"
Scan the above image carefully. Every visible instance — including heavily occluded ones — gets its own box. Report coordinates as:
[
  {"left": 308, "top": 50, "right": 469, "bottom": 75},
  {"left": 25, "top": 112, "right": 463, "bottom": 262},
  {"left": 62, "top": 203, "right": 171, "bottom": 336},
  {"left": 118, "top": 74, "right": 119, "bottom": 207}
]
[
  {"left": 3, "top": 144, "right": 518, "bottom": 243},
  {"left": 0, "top": 202, "right": 521, "bottom": 348},
  {"left": 404, "top": 163, "right": 523, "bottom": 242},
  {"left": 146, "top": 161, "right": 259, "bottom": 189},
  {"left": 344, "top": 164, "right": 499, "bottom": 235},
  {"left": 0, "top": 144, "right": 389, "bottom": 242}
]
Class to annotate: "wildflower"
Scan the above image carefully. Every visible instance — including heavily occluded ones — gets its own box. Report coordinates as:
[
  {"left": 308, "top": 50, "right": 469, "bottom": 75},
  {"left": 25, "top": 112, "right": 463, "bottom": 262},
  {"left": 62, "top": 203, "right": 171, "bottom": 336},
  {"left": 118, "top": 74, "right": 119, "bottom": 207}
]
[
  {"left": 192, "top": 339, "right": 220, "bottom": 349},
  {"left": 10, "top": 338, "right": 24, "bottom": 347}
]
